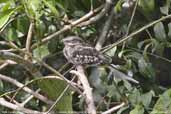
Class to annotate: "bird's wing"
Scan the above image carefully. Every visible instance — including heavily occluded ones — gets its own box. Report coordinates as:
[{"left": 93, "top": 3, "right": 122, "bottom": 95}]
[{"left": 72, "top": 45, "right": 102, "bottom": 64}]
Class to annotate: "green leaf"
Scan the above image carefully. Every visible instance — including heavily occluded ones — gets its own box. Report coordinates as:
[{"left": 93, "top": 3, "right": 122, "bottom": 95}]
[
  {"left": 105, "top": 46, "right": 117, "bottom": 57},
  {"left": 127, "top": 51, "right": 142, "bottom": 61},
  {"left": 106, "top": 85, "right": 121, "bottom": 99},
  {"left": 153, "top": 22, "right": 167, "bottom": 41},
  {"left": 153, "top": 42, "right": 165, "bottom": 56},
  {"left": 0, "top": 1, "right": 11, "bottom": 11},
  {"left": 160, "top": 0, "right": 171, "bottom": 15},
  {"left": 23, "top": 0, "right": 43, "bottom": 19},
  {"left": 139, "top": 0, "right": 155, "bottom": 13},
  {"left": 141, "top": 91, "right": 154, "bottom": 108},
  {"left": 0, "top": 0, "right": 10, "bottom": 3},
  {"left": 130, "top": 104, "right": 144, "bottom": 114},
  {"left": 117, "top": 105, "right": 129, "bottom": 114},
  {"left": 42, "top": 0, "right": 59, "bottom": 17},
  {"left": 16, "top": 16, "right": 29, "bottom": 34},
  {"left": 6, "top": 27, "right": 18, "bottom": 41},
  {"left": 160, "top": 6, "right": 169, "bottom": 15},
  {"left": 151, "top": 89, "right": 171, "bottom": 114},
  {"left": 0, "top": 80, "right": 4, "bottom": 94},
  {"left": 137, "top": 39, "right": 151, "bottom": 49},
  {"left": 128, "top": 88, "right": 141, "bottom": 106},
  {"left": 123, "top": 80, "right": 132, "bottom": 91},
  {"left": 114, "top": 0, "right": 123, "bottom": 13},
  {"left": 33, "top": 45, "right": 49, "bottom": 60},
  {"left": 38, "top": 78, "right": 73, "bottom": 112},
  {"left": 0, "top": 9, "right": 14, "bottom": 29},
  {"left": 138, "top": 57, "right": 155, "bottom": 78}
]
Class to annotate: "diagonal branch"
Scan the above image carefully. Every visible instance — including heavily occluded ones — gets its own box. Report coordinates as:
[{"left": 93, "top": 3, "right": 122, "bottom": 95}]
[
  {"left": 0, "top": 98, "right": 46, "bottom": 114},
  {"left": 31, "top": 5, "right": 103, "bottom": 50},
  {"left": 102, "top": 102, "right": 125, "bottom": 114},
  {"left": 0, "top": 74, "right": 53, "bottom": 104},
  {"left": 102, "top": 14, "right": 171, "bottom": 53}
]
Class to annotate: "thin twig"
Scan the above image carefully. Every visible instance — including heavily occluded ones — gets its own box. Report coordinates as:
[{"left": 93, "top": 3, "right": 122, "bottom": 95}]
[
  {"left": 122, "top": 0, "right": 139, "bottom": 50},
  {"left": 128, "top": 46, "right": 171, "bottom": 63},
  {"left": 20, "top": 89, "right": 41, "bottom": 107},
  {"left": 25, "top": 21, "right": 34, "bottom": 60},
  {"left": 95, "top": 1, "right": 115, "bottom": 50},
  {"left": 102, "top": 14, "right": 171, "bottom": 53},
  {"left": 126, "top": 0, "right": 139, "bottom": 36},
  {"left": 0, "top": 60, "right": 16, "bottom": 70},
  {"left": 5, "top": 95, "right": 20, "bottom": 105},
  {"left": 45, "top": 76, "right": 76, "bottom": 114},
  {"left": 102, "top": 102, "right": 125, "bottom": 114},
  {"left": 0, "top": 50, "right": 82, "bottom": 100},
  {"left": 0, "top": 62, "right": 9, "bottom": 70},
  {"left": 78, "top": 0, "right": 113, "bottom": 27},
  {"left": 0, "top": 18, "right": 15, "bottom": 34},
  {"left": 31, "top": 5, "right": 104, "bottom": 50},
  {"left": 0, "top": 51, "right": 42, "bottom": 77},
  {"left": 0, "top": 74, "right": 53, "bottom": 104},
  {"left": 0, "top": 49, "right": 77, "bottom": 89},
  {"left": 0, "top": 98, "right": 46, "bottom": 114},
  {"left": 0, "top": 90, "right": 17, "bottom": 98},
  {"left": 37, "top": 60, "right": 83, "bottom": 94}
]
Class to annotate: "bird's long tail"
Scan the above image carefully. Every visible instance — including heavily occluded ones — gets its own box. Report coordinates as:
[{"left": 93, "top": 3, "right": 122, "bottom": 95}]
[{"left": 109, "top": 64, "right": 139, "bottom": 84}]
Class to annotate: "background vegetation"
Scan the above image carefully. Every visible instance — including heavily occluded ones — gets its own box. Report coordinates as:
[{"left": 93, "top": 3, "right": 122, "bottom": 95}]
[{"left": 0, "top": 0, "right": 171, "bottom": 114}]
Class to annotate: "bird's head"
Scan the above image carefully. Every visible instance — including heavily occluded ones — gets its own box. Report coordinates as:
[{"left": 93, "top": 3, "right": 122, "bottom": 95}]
[{"left": 62, "top": 36, "right": 84, "bottom": 46}]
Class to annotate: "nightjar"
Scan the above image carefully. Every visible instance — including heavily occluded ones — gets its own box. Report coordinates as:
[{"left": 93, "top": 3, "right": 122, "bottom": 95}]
[
  {"left": 62, "top": 36, "right": 111, "bottom": 65},
  {"left": 62, "top": 36, "right": 139, "bottom": 83}
]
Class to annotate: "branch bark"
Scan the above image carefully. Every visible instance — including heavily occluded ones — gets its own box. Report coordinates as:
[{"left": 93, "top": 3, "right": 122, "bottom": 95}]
[
  {"left": 25, "top": 21, "right": 34, "bottom": 60},
  {"left": 102, "top": 14, "right": 171, "bottom": 53},
  {"left": 0, "top": 74, "right": 53, "bottom": 104},
  {"left": 95, "top": 1, "right": 115, "bottom": 50},
  {"left": 102, "top": 102, "right": 125, "bottom": 114},
  {"left": 70, "top": 66, "right": 96, "bottom": 114},
  {"left": 31, "top": 5, "right": 103, "bottom": 50},
  {"left": 0, "top": 98, "right": 46, "bottom": 114}
]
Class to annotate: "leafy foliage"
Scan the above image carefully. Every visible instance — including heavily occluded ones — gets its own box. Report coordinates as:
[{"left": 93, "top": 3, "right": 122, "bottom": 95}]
[{"left": 0, "top": 0, "right": 171, "bottom": 113}]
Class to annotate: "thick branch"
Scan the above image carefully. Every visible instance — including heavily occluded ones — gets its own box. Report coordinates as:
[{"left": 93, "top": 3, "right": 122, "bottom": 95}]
[{"left": 70, "top": 66, "right": 96, "bottom": 114}]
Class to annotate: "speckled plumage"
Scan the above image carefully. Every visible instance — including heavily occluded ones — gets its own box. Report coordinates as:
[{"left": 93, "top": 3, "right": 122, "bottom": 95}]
[
  {"left": 62, "top": 36, "right": 139, "bottom": 84},
  {"left": 62, "top": 36, "right": 111, "bottom": 65}
]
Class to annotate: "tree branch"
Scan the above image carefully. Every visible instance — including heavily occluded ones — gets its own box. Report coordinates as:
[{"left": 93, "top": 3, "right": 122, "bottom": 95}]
[
  {"left": 31, "top": 5, "right": 103, "bottom": 50},
  {"left": 102, "top": 14, "right": 171, "bottom": 53},
  {"left": 25, "top": 21, "right": 34, "bottom": 60},
  {"left": 0, "top": 98, "right": 46, "bottom": 114},
  {"left": 0, "top": 51, "right": 41, "bottom": 77},
  {"left": 0, "top": 74, "right": 53, "bottom": 104},
  {"left": 102, "top": 102, "right": 125, "bottom": 114},
  {"left": 70, "top": 67, "right": 96, "bottom": 114},
  {"left": 95, "top": 1, "right": 115, "bottom": 50},
  {"left": 78, "top": 0, "right": 113, "bottom": 27}
]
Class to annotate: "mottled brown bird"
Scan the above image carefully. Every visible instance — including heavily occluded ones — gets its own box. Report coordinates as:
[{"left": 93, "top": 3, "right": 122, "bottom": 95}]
[
  {"left": 62, "top": 36, "right": 111, "bottom": 65},
  {"left": 62, "top": 36, "right": 139, "bottom": 83}
]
